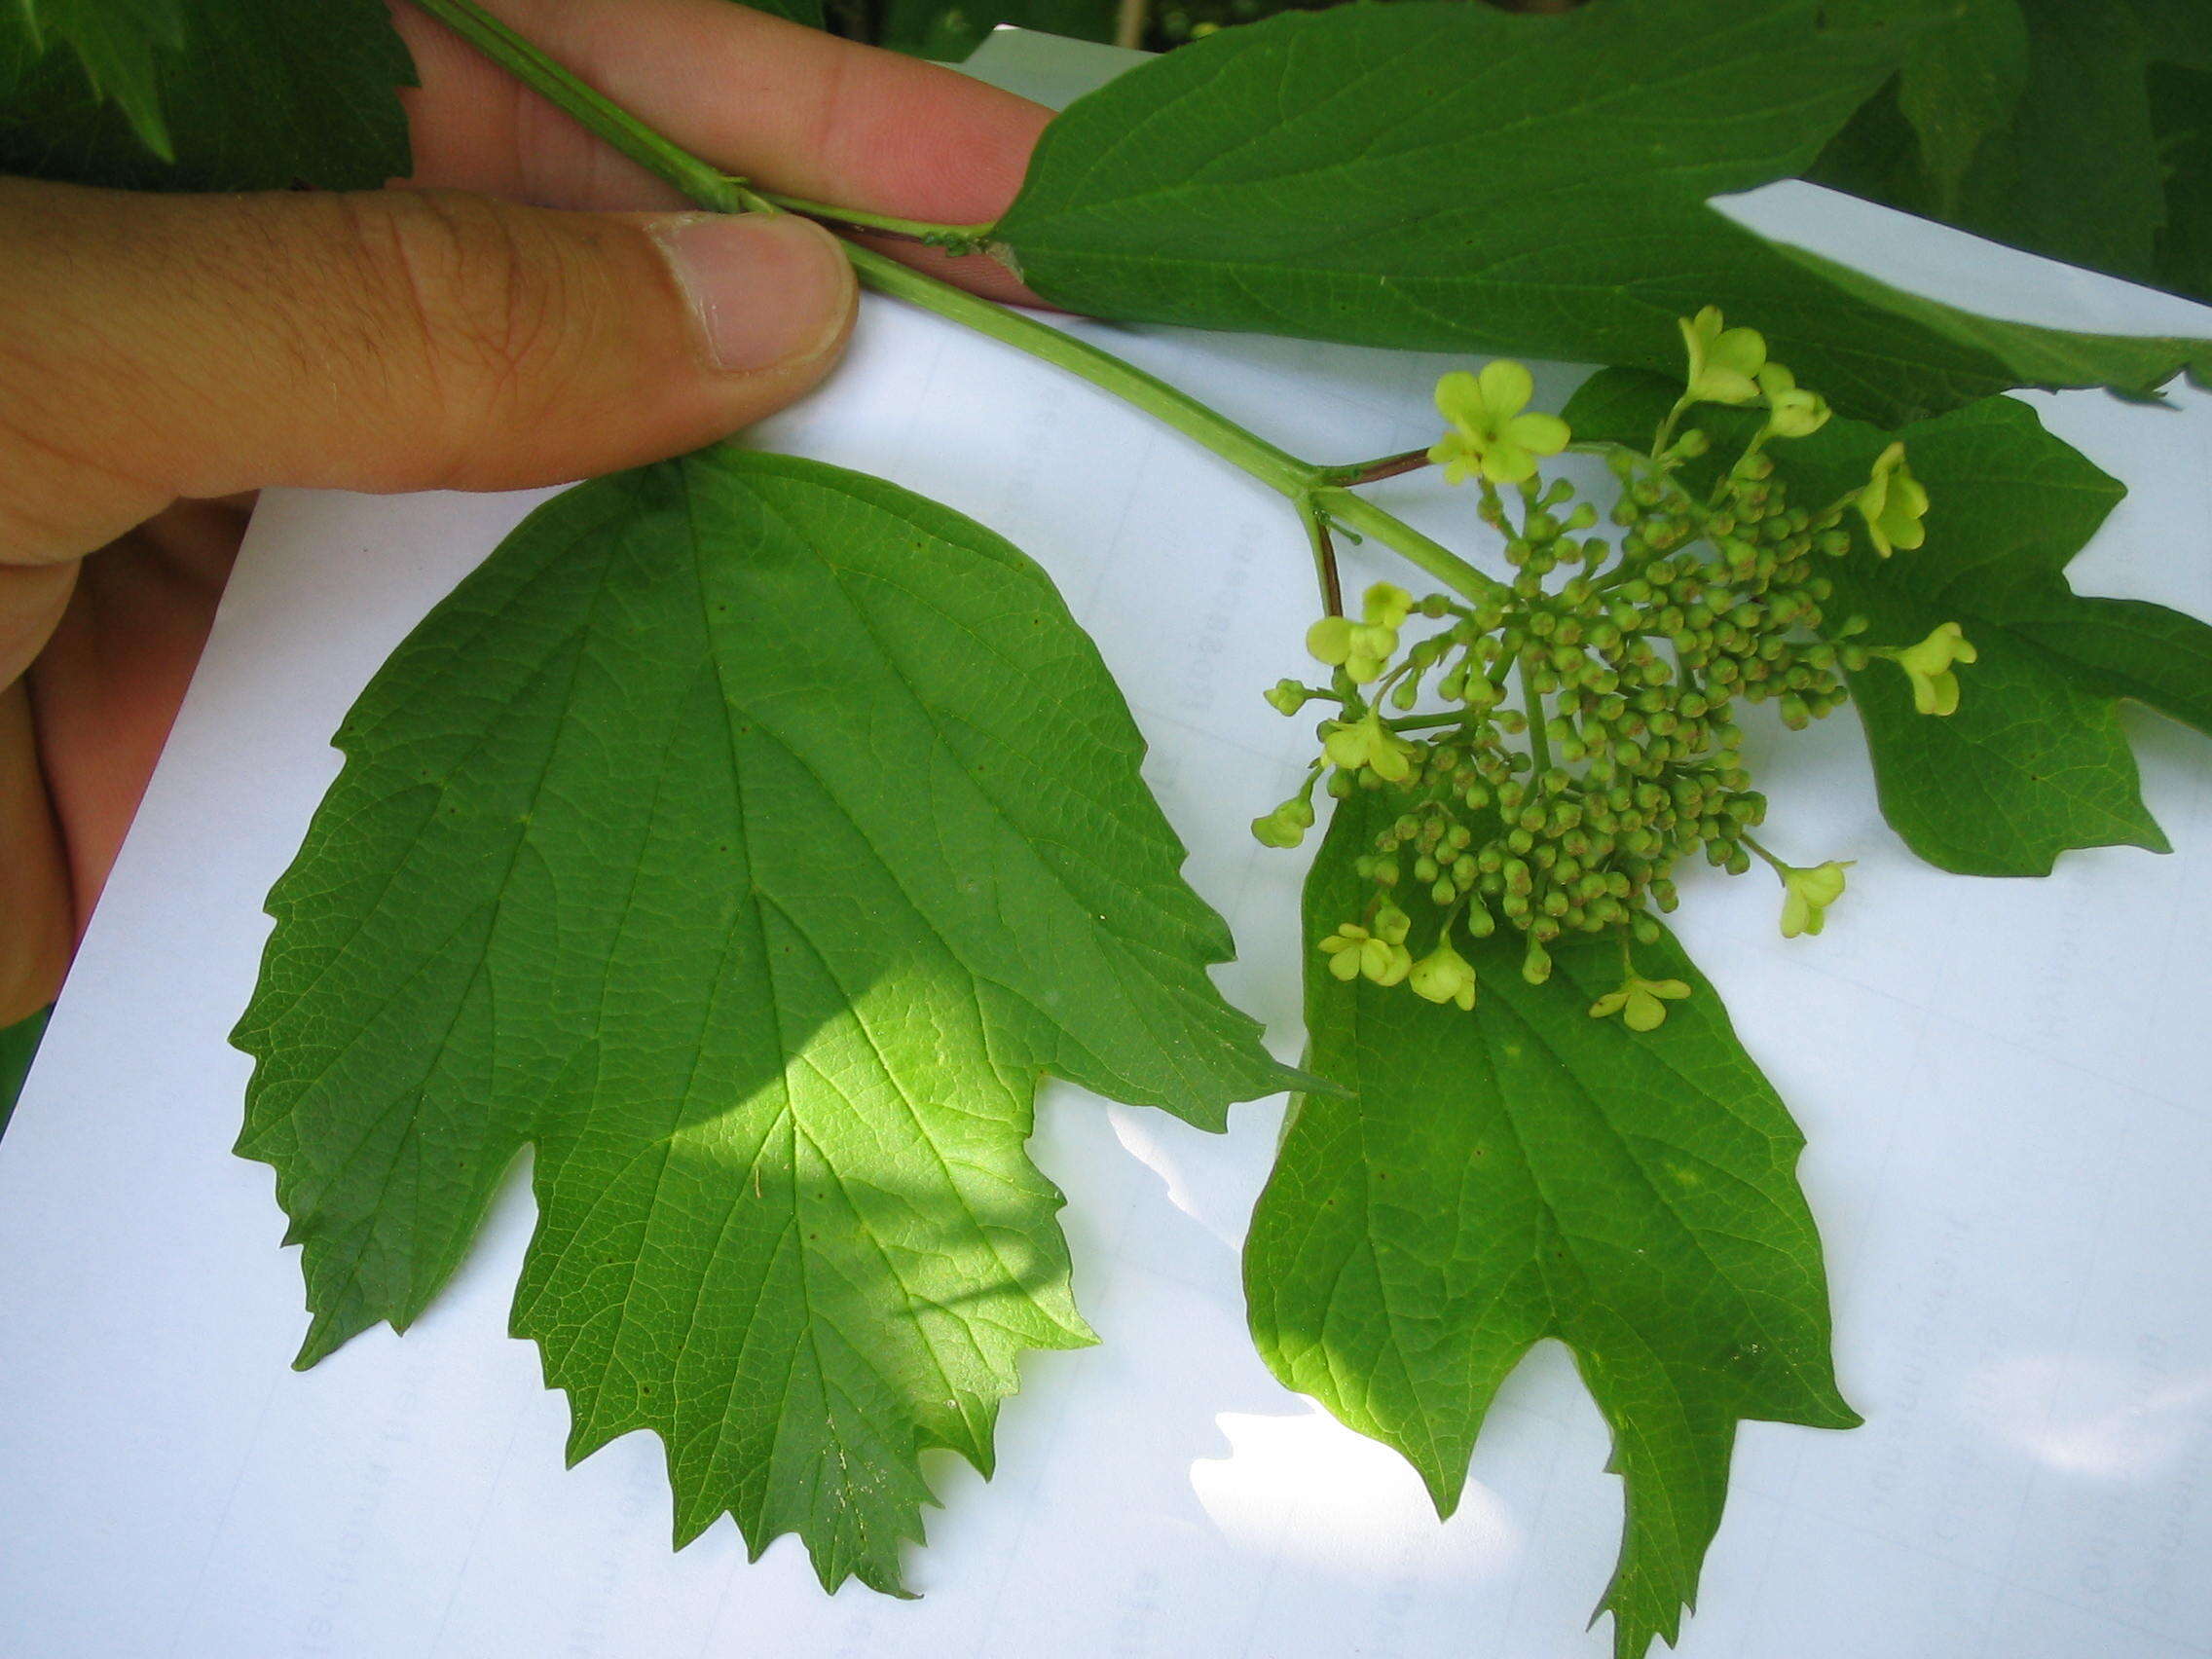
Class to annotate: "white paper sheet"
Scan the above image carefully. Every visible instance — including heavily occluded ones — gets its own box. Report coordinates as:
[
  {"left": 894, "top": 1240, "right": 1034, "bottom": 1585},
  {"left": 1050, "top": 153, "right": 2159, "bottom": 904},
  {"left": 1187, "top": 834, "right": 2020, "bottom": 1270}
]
[{"left": 3, "top": 30, "right": 2210, "bottom": 1659}]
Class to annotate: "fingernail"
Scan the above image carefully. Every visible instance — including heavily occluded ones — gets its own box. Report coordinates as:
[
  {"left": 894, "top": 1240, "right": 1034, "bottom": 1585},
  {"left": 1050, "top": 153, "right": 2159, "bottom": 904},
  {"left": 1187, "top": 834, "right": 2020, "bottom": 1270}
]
[{"left": 654, "top": 213, "right": 851, "bottom": 373}]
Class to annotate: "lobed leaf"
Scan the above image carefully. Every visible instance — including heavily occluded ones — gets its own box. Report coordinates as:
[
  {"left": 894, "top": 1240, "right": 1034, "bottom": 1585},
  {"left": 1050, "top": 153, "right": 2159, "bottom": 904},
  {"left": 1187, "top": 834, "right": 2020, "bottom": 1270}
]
[
  {"left": 995, "top": 0, "right": 2212, "bottom": 425},
  {"left": 1246, "top": 793, "right": 1857, "bottom": 1659},
  {"left": 234, "top": 447, "right": 1293, "bottom": 1592}
]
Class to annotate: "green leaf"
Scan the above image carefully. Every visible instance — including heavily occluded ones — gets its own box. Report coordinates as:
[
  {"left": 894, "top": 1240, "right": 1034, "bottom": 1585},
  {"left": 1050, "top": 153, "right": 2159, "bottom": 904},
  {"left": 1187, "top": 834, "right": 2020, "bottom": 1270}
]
[
  {"left": 0, "top": 0, "right": 414, "bottom": 191},
  {"left": 233, "top": 446, "right": 1291, "bottom": 1592},
  {"left": 0, "top": 1007, "right": 50, "bottom": 1138},
  {"left": 994, "top": 0, "right": 2212, "bottom": 426},
  {"left": 877, "top": 0, "right": 1115, "bottom": 63},
  {"left": 3, "top": 0, "right": 186, "bottom": 158},
  {"left": 1893, "top": 0, "right": 2030, "bottom": 212},
  {"left": 2151, "top": 62, "right": 2212, "bottom": 302},
  {"left": 1761, "top": 243, "right": 2209, "bottom": 401},
  {"left": 1815, "top": 0, "right": 2210, "bottom": 303},
  {"left": 737, "top": 0, "right": 827, "bottom": 30},
  {"left": 1564, "top": 369, "right": 2212, "bottom": 874},
  {"left": 1246, "top": 792, "right": 1857, "bottom": 1659},
  {"left": 2130, "top": 0, "right": 2212, "bottom": 69},
  {"left": 1934, "top": 0, "right": 2166, "bottom": 286}
]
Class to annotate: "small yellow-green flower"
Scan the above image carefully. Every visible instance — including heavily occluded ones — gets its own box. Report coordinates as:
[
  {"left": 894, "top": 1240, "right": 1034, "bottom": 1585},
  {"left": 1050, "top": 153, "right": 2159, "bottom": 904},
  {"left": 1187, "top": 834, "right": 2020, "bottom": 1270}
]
[
  {"left": 1679, "top": 306, "right": 1767, "bottom": 405},
  {"left": 1306, "top": 615, "right": 1354, "bottom": 666},
  {"left": 1306, "top": 612, "right": 1396, "bottom": 682},
  {"left": 1426, "top": 361, "right": 1570, "bottom": 486},
  {"left": 1757, "top": 362, "right": 1829, "bottom": 439},
  {"left": 1589, "top": 974, "right": 1692, "bottom": 1032},
  {"left": 1363, "top": 582, "right": 1415, "bottom": 629},
  {"left": 1345, "top": 623, "right": 1398, "bottom": 683},
  {"left": 1408, "top": 932, "right": 1478, "bottom": 1011},
  {"left": 1249, "top": 795, "right": 1316, "bottom": 850},
  {"left": 1888, "top": 620, "right": 1977, "bottom": 716},
  {"left": 1323, "top": 712, "right": 1418, "bottom": 782},
  {"left": 1317, "top": 923, "right": 1412, "bottom": 986},
  {"left": 1778, "top": 860, "right": 1852, "bottom": 939},
  {"left": 1856, "top": 441, "right": 1929, "bottom": 558}
]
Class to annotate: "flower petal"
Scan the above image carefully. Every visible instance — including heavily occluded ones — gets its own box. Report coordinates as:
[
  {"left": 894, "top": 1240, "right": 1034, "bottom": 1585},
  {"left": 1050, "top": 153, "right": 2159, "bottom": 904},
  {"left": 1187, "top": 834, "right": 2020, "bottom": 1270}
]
[
  {"left": 1434, "top": 369, "right": 1482, "bottom": 422},
  {"left": 1477, "top": 358, "right": 1535, "bottom": 420},
  {"left": 1481, "top": 441, "right": 1536, "bottom": 485},
  {"left": 1713, "top": 325, "right": 1767, "bottom": 377},
  {"left": 1506, "top": 411, "right": 1571, "bottom": 457}
]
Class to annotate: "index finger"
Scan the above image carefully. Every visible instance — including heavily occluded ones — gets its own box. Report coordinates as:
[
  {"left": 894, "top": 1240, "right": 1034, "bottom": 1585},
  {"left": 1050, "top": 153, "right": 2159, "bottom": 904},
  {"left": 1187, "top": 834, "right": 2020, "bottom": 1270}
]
[{"left": 394, "top": 0, "right": 1052, "bottom": 292}]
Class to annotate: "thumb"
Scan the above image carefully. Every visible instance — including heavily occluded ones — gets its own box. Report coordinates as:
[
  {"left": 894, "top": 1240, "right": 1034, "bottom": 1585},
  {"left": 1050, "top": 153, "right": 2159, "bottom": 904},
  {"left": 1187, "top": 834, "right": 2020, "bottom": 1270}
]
[{"left": 0, "top": 177, "right": 857, "bottom": 563}]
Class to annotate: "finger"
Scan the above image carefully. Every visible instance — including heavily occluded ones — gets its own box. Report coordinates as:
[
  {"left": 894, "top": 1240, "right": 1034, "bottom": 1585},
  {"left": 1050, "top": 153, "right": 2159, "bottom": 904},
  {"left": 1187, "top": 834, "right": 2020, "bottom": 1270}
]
[
  {"left": 391, "top": 0, "right": 1051, "bottom": 297},
  {"left": 26, "top": 497, "right": 242, "bottom": 949},
  {"left": 0, "top": 563, "right": 76, "bottom": 688},
  {"left": 0, "top": 175, "right": 857, "bottom": 562},
  {"left": 0, "top": 682, "right": 72, "bottom": 1026}
]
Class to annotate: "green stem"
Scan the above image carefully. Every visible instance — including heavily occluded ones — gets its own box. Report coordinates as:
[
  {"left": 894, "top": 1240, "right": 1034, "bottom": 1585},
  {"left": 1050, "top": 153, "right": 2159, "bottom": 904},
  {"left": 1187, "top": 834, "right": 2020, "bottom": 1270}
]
[
  {"left": 409, "top": 0, "right": 756, "bottom": 214},
  {"left": 1738, "top": 830, "right": 1788, "bottom": 875},
  {"left": 1300, "top": 498, "right": 1346, "bottom": 615},
  {"left": 1315, "top": 449, "right": 1434, "bottom": 488},
  {"left": 1383, "top": 711, "right": 1468, "bottom": 734},
  {"left": 1315, "top": 490, "right": 1506, "bottom": 605},
  {"left": 757, "top": 194, "right": 999, "bottom": 252},
  {"left": 1520, "top": 659, "right": 1551, "bottom": 775},
  {"left": 418, "top": 0, "right": 1511, "bottom": 608},
  {"left": 844, "top": 243, "right": 1314, "bottom": 499}
]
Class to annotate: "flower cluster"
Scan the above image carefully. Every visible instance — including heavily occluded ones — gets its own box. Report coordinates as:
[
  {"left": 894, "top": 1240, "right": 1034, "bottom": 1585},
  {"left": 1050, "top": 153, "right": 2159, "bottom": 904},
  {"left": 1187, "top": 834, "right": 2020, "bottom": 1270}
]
[{"left": 1255, "top": 308, "right": 1978, "bottom": 1030}]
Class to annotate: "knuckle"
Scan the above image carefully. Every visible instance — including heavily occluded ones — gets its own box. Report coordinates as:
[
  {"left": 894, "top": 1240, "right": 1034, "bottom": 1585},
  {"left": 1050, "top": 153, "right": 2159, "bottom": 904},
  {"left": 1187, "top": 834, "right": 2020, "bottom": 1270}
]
[{"left": 338, "top": 191, "right": 579, "bottom": 461}]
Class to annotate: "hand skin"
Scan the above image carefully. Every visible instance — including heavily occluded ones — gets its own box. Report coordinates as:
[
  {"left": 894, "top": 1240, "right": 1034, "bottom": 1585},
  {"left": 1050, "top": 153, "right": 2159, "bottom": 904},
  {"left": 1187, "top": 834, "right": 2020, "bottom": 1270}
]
[{"left": 0, "top": 0, "right": 1052, "bottom": 1025}]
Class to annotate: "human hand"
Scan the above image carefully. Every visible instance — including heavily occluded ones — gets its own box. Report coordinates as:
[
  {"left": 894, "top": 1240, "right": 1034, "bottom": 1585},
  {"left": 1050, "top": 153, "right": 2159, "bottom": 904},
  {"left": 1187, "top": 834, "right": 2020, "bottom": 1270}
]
[{"left": 0, "top": 0, "right": 1051, "bottom": 1023}]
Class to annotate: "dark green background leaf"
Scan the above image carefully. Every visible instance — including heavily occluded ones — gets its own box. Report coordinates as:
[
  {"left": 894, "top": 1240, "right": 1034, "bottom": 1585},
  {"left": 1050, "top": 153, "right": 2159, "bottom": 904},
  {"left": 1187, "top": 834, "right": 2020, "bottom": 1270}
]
[
  {"left": 996, "top": 0, "right": 2212, "bottom": 425},
  {"left": 1815, "top": 0, "right": 2168, "bottom": 287},
  {"left": 0, "top": 0, "right": 837, "bottom": 189},
  {"left": 234, "top": 447, "right": 1291, "bottom": 1592},
  {"left": 877, "top": 0, "right": 1114, "bottom": 62},
  {"left": 745, "top": 0, "right": 830, "bottom": 31},
  {"left": 1812, "top": 0, "right": 2212, "bottom": 305},
  {"left": 0, "top": 0, "right": 415, "bottom": 191},
  {"left": 1246, "top": 792, "right": 1857, "bottom": 1659},
  {"left": 0, "top": 1008, "right": 50, "bottom": 1138},
  {"left": 2151, "top": 62, "right": 2212, "bottom": 300},
  {"left": 2130, "top": 0, "right": 2212, "bottom": 68},
  {"left": 1565, "top": 369, "right": 2212, "bottom": 874},
  {"left": 1893, "top": 0, "right": 2029, "bottom": 212},
  {"left": 3, "top": 0, "right": 185, "bottom": 158}
]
